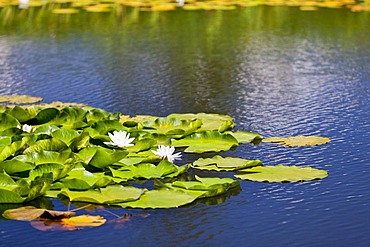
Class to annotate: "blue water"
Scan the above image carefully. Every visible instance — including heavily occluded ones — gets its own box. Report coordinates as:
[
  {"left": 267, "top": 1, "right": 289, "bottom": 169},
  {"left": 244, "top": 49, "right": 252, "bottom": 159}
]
[{"left": 0, "top": 6, "right": 369, "bottom": 247}]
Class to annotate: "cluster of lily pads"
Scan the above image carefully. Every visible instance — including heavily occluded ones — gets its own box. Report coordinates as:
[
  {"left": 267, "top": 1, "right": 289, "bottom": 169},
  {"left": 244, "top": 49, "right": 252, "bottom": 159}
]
[
  {"left": 0, "top": 96, "right": 329, "bottom": 212},
  {"left": 1, "top": 0, "right": 369, "bottom": 13}
]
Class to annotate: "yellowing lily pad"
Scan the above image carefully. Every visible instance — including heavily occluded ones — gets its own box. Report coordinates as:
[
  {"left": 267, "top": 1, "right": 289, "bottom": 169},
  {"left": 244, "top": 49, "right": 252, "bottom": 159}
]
[
  {"left": 235, "top": 165, "right": 328, "bottom": 182},
  {"left": 263, "top": 135, "right": 330, "bottom": 147},
  {"left": 0, "top": 95, "right": 43, "bottom": 104}
]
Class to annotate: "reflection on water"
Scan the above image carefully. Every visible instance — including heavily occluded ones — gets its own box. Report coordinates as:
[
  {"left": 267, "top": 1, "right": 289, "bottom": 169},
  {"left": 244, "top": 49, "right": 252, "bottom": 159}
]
[{"left": 0, "top": 5, "right": 370, "bottom": 247}]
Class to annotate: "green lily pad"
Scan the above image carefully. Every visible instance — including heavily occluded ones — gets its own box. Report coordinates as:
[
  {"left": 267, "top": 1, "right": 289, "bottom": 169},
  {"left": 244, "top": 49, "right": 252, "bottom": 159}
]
[
  {"left": 120, "top": 115, "right": 158, "bottom": 125},
  {"left": 0, "top": 176, "right": 51, "bottom": 203},
  {"left": 0, "top": 136, "right": 12, "bottom": 147},
  {"left": 172, "top": 175, "right": 239, "bottom": 191},
  {"left": 110, "top": 160, "right": 186, "bottom": 180},
  {"left": 192, "top": 155, "right": 262, "bottom": 171},
  {"left": 144, "top": 117, "right": 202, "bottom": 137},
  {"left": 28, "top": 163, "right": 74, "bottom": 181},
  {"left": 263, "top": 136, "right": 330, "bottom": 147},
  {"left": 118, "top": 189, "right": 197, "bottom": 209},
  {"left": 26, "top": 178, "right": 51, "bottom": 202},
  {"left": 0, "top": 189, "right": 25, "bottom": 203},
  {"left": 77, "top": 147, "right": 128, "bottom": 168},
  {"left": 0, "top": 160, "right": 34, "bottom": 174},
  {"left": 30, "top": 108, "right": 59, "bottom": 125},
  {"left": 115, "top": 157, "right": 145, "bottom": 166},
  {"left": 0, "top": 113, "right": 20, "bottom": 131},
  {"left": 54, "top": 168, "right": 111, "bottom": 190},
  {"left": 0, "top": 172, "right": 18, "bottom": 190},
  {"left": 168, "top": 113, "right": 235, "bottom": 132},
  {"left": 51, "top": 129, "right": 81, "bottom": 145},
  {"left": 90, "top": 120, "right": 128, "bottom": 135},
  {"left": 14, "top": 150, "right": 74, "bottom": 165},
  {"left": 234, "top": 165, "right": 328, "bottom": 182},
  {"left": 6, "top": 106, "right": 38, "bottom": 123},
  {"left": 51, "top": 107, "right": 88, "bottom": 129},
  {"left": 227, "top": 131, "right": 263, "bottom": 143},
  {"left": 23, "top": 139, "right": 69, "bottom": 154},
  {"left": 125, "top": 138, "right": 156, "bottom": 153},
  {"left": 0, "top": 136, "right": 35, "bottom": 162},
  {"left": 60, "top": 185, "right": 145, "bottom": 204},
  {"left": 172, "top": 131, "right": 238, "bottom": 153}
]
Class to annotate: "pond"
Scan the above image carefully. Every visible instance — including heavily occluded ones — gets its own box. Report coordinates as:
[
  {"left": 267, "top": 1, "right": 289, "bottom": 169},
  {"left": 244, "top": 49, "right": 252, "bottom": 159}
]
[{"left": 0, "top": 4, "right": 370, "bottom": 246}]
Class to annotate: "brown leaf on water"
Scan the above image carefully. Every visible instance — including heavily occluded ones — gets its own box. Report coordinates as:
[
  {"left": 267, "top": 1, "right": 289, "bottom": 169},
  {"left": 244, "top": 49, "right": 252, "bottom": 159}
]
[
  {"left": 2, "top": 206, "right": 76, "bottom": 221},
  {"left": 30, "top": 215, "right": 106, "bottom": 231}
]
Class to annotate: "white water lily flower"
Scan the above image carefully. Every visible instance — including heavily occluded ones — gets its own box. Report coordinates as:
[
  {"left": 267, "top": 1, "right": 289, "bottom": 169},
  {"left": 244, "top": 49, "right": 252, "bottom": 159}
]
[
  {"left": 176, "top": 0, "right": 185, "bottom": 6},
  {"left": 17, "top": 124, "right": 34, "bottom": 133},
  {"left": 152, "top": 145, "right": 182, "bottom": 163},
  {"left": 104, "top": 130, "right": 135, "bottom": 148}
]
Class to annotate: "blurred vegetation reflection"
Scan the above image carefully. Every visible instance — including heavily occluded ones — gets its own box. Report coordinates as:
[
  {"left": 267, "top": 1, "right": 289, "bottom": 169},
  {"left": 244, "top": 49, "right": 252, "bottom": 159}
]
[{"left": 0, "top": 0, "right": 369, "bottom": 29}]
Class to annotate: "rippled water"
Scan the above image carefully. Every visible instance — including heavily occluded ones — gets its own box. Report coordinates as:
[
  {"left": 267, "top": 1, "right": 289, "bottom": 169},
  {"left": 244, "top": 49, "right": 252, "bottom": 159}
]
[{"left": 0, "top": 6, "right": 369, "bottom": 247}]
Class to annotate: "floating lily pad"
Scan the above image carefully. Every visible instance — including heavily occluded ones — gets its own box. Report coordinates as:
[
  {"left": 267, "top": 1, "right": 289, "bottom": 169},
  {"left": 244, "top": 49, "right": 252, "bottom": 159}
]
[
  {"left": 192, "top": 155, "right": 262, "bottom": 171},
  {"left": 125, "top": 138, "right": 156, "bottom": 153},
  {"left": 51, "top": 129, "right": 81, "bottom": 145},
  {"left": 23, "top": 139, "right": 69, "bottom": 154},
  {"left": 0, "top": 176, "right": 51, "bottom": 203},
  {"left": 2, "top": 206, "right": 75, "bottom": 221},
  {"left": 28, "top": 163, "right": 74, "bottom": 181},
  {"left": 169, "top": 175, "right": 240, "bottom": 198},
  {"left": 3, "top": 206, "right": 105, "bottom": 231},
  {"left": 263, "top": 135, "right": 330, "bottom": 147},
  {"left": 0, "top": 172, "right": 18, "bottom": 190},
  {"left": 54, "top": 168, "right": 111, "bottom": 190},
  {"left": 143, "top": 117, "right": 202, "bottom": 137},
  {"left": 14, "top": 149, "right": 74, "bottom": 165},
  {"left": 172, "top": 131, "right": 238, "bottom": 153},
  {"left": 0, "top": 95, "right": 43, "bottom": 104},
  {"left": 234, "top": 165, "right": 328, "bottom": 182},
  {"left": 60, "top": 185, "right": 145, "bottom": 204},
  {"left": 0, "top": 160, "right": 34, "bottom": 174},
  {"left": 77, "top": 147, "right": 128, "bottom": 168},
  {"left": 110, "top": 160, "right": 187, "bottom": 180},
  {"left": 0, "top": 136, "right": 35, "bottom": 162},
  {"left": 118, "top": 189, "right": 197, "bottom": 209},
  {"left": 168, "top": 113, "right": 234, "bottom": 132},
  {"left": 227, "top": 131, "right": 263, "bottom": 144},
  {"left": 0, "top": 113, "right": 20, "bottom": 131},
  {"left": 120, "top": 115, "right": 158, "bottom": 125}
]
